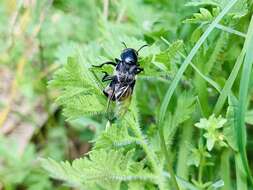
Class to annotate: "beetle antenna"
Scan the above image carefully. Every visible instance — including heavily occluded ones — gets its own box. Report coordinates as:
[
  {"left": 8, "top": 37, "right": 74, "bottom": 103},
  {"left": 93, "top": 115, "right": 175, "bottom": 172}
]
[
  {"left": 137, "top": 44, "right": 148, "bottom": 53},
  {"left": 121, "top": 42, "right": 128, "bottom": 48}
]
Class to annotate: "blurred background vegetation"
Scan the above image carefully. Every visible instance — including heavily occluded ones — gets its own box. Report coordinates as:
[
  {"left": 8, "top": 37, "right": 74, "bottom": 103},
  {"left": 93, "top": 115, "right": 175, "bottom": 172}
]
[
  {"left": 0, "top": 1, "right": 105, "bottom": 189},
  {"left": 0, "top": 0, "right": 253, "bottom": 190}
]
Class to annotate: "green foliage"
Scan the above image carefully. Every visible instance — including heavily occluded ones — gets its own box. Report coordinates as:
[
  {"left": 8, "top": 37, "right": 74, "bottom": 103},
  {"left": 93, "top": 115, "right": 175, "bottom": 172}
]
[
  {"left": 0, "top": 136, "right": 54, "bottom": 189},
  {"left": 0, "top": 0, "right": 249, "bottom": 189},
  {"left": 234, "top": 15, "right": 253, "bottom": 185},
  {"left": 184, "top": 8, "right": 219, "bottom": 24},
  {"left": 164, "top": 92, "right": 196, "bottom": 146},
  {"left": 94, "top": 123, "right": 138, "bottom": 149},
  {"left": 195, "top": 114, "right": 227, "bottom": 151},
  {"left": 41, "top": 149, "right": 155, "bottom": 190},
  {"left": 153, "top": 40, "right": 184, "bottom": 72},
  {"left": 42, "top": 94, "right": 167, "bottom": 189},
  {"left": 0, "top": 136, "right": 34, "bottom": 185},
  {"left": 186, "top": 0, "right": 248, "bottom": 19},
  {"left": 187, "top": 144, "right": 211, "bottom": 167},
  {"left": 42, "top": 0, "right": 253, "bottom": 190},
  {"left": 49, "top": 56, "right": 106, "bottom": 119}
]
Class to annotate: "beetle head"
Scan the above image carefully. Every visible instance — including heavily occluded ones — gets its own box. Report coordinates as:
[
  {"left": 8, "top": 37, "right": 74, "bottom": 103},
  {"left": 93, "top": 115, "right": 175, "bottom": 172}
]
[{"left": 120, "top": 48, "right": 138, "bottom": 65}]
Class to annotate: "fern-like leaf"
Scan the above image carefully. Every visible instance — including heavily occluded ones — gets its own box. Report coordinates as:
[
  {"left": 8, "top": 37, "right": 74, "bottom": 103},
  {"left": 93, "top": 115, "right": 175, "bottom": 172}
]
[
  {"left": 154, "top": 40, "right": 183, "bottom": 71},
  {"left": 49, "top": 56, "right": 106, "bottom": 120},
  {"left": 41, "top": 149, "right": 156, "bottom": 190},
  {"left": 164, "top": 92, "right": 196, "bottom": 145},
  {"left": 184, "top": 8, "right": 219, "bottom": 24},
  {"left": 94, "top": 123, "right": 140, "bottom": 149}
]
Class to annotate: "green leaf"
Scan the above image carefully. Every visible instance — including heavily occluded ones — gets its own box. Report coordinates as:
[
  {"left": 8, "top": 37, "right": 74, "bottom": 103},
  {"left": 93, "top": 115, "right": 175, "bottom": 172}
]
[
  {"left": 165, "top": 92, "right": 196, "bottom": 144},
  {"left": 94, "top": 123, "right": 139, "bottom": 149},
  {"left": 49, "top": 56, "right": 106, "bottom": 120},
  {"left": 41, "top": 150, "right": 156, "bottom": 189},
  {"left": 207, "top": 137, "right": 215, "bottom": 151},
  {"left": 154, "top": 40, "right": 183, "bottom": 71},
  {"left": 184, "top": 8, "right": 215, "bottom": 24},
  {"left": 234, "top": 15, "right": 253, "bottom": 185}
]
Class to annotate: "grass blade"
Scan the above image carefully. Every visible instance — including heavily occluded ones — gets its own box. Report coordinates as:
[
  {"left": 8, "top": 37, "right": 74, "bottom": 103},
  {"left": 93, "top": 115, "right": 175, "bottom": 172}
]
[
  {"left": 234, "top": 15, "right": 253, "bottom": 186},
  {"left": 213, "top": 19, "right": 253, "bottom": 114},
  {"left": 213, "top": 47, "right": 246, "bottom": 114},
  {"left": 235, "top": 154, "right": 248, "bottom": 190},
  {"left": 216, "top": 24, "right": 246, "bottom": 38},
  {"left": 161, "top": 36, "right": 221, "bottom": 93}
]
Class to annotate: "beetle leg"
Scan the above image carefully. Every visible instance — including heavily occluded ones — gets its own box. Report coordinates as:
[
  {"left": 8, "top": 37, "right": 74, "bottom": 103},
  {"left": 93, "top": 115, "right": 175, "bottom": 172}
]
[
  {"left": 102, "top": 72, "right": 115, "bottom": 82},
  {"left": 135, "top": 67, "right": 144, "bottom": 74},
  {"left": 115, "top": 58, "right": 121, "bottom": 63},
  {"left": 92, "top": 61, "right": 116, "bottom": 68}
]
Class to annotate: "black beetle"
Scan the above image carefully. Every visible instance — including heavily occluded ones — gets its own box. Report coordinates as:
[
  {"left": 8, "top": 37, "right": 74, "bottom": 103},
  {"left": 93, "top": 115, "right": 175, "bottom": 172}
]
[{"left": 93, "top": 42, "right": 147, "bottom": 102}]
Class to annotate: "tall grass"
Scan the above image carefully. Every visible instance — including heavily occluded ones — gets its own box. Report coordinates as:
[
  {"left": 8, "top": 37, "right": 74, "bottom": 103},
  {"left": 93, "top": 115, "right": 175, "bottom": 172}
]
[
  {"left": 158, "top": 0, "right": 239, "bottom": 189},
  {"left": 158, "top": 0, "right": 239, "bottom": 125},
  {"left": 234, "top": 15, "right": 253, "bottom": 187}
]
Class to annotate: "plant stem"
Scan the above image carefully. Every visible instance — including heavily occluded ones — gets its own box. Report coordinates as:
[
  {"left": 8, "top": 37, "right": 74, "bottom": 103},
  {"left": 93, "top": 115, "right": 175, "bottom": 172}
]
[
  {"left": 198, "top": 154, "right": 204, "bottom": 184},
  {"left": 176, "top": 121, "right": 193, "bottom": 179},
  {"left": 235, "top": 154, "right": 247, "bottom": 190},
  {"left": 216, "top": 24, "right": 246, "bottom": 38},
  {"left": 136, "top": 134, "right": 165, "bottom": 190},
  {"left": 103, "top": 0, "right": 109, "bottom": 20},
  {"left": 125, "top": 113, "right": 165, "bottom": 190},
  {"left": 221, "top": 150, "right": 232, "bottom": 190},
  {"left": 159, "top": 125, "right": 180, "bottom": 190}
]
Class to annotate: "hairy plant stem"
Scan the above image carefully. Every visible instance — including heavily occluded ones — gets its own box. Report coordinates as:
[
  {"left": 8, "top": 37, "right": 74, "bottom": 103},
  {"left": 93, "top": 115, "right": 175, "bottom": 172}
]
[
  {"left": 176, "top": 121, "right": 193, "bottom": 179},
  {"left": 159, "top": 125, "right": 180, "bottom": 190},
  {"left": 125, "top": 116, "right": 165, "bottom": 190}
]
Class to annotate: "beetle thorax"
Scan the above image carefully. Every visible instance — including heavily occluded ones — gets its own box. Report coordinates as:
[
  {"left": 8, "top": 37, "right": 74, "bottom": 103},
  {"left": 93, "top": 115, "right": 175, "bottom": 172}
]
[{"left": 120, "top": 48, "right": 138, "bottom": 64}]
